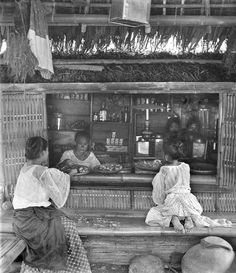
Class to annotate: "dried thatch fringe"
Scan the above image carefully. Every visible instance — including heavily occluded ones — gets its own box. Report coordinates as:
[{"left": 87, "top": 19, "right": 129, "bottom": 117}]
[{"left": 49, "top": 25, "right": 229, "bottom": 56}]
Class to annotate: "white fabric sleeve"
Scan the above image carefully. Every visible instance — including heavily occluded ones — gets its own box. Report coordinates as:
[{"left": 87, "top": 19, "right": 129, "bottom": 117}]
[
  {"left": 59, "top": 151, "right": 71, "bottom": 163},
  {"left": 152, "top": 168, "right": 166, "bottom": 205},
  {"left": 39, "top": 168, "right": 70, "bottom": 208},
  {"left": 89, "top": 152, "right": 101, "bottom": 169}
]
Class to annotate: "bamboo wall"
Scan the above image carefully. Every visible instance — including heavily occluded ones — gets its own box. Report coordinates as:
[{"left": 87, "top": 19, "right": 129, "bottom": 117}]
[
  {"left": 217, "top": 93, "right": 236, "bottom": 212},
  {"left": 0, "top": 91, "right": 47, "bottom": 198},
  {"left": 0, "top": 87, "right": 235, "bottom": 213},
  {"left": 65, "top": 189, "right": 217, "bottom": 212}
]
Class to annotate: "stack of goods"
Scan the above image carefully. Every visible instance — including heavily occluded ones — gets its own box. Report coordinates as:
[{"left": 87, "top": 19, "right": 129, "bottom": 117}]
[{"left": 134, "top": 159, "right": 162, "bottom": 175}]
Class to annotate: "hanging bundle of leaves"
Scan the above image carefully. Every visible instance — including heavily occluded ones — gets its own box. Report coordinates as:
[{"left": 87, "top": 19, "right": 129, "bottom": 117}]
[
  {"left": 4, "top": 32, "right": 38, "bottom": 82},
  {"left": 3, "top": 0, "right": 38, "bottom": 82},
  {"left": 224, "top": 28, "right": 236, "bottom": 74}
]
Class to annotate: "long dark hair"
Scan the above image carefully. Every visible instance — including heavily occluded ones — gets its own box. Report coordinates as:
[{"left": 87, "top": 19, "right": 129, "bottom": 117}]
[{"left": 25, "top": 136, "right": 48, "bottom": 160}]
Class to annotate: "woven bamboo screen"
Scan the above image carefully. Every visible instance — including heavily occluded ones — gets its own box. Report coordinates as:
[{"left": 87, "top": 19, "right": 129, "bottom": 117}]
[
  {"left": 218, "top": 92, "right": 236, "bottom": 212},
  {"left": 0, "top": 91, "right": 47, "bottom": 191},
  {"left": 219, "top": 93, "right": 236, "bottom": 188}
]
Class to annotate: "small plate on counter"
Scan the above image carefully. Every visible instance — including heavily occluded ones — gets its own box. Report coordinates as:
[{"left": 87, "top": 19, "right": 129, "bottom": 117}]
[
  {"left": 71, "top": 166, "right": 90, "bottom": 176},
  {"left": 94, "top": 163, "right": 123, "bottom": 174},
  {"left": 135, "top": 159, "right": 162, "bottom": 172}
]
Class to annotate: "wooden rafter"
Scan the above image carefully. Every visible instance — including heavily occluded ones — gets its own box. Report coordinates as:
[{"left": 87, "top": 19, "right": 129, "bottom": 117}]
[{"left": 1, "top": 14, "right": 236, "bottom": 27}]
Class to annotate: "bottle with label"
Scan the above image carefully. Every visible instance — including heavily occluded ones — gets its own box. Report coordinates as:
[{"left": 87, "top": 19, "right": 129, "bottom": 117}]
[
  {"left": 192, "top": 137, "right": 206, "bottom": 159},
  {"left": 123, "top": 106, "right": 129, "bottom": 123},
  {"left": 99, "top": 102, "right": 107, "bottom": 122}
]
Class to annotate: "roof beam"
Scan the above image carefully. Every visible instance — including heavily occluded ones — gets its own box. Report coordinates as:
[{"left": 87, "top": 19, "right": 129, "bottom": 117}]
[
  {"left": 1, "top": 2, "right": 236, "bottom": 9},
  {"left": 1, "top": 15, "right": 236, "bottom": 27}
]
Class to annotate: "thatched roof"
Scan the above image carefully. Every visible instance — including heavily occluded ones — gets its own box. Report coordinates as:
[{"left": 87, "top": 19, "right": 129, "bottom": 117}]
[
  {"left": 1, "top": 0, "right": 236, "bottom": 55},
  {"left": 1, "top": 0, "right": 236, "bottom": 82}
]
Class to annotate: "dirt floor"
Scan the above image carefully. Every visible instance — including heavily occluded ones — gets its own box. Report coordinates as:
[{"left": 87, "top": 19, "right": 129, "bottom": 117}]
[{"left": 91, "top": 263, "right": 181, "bottom": 273}]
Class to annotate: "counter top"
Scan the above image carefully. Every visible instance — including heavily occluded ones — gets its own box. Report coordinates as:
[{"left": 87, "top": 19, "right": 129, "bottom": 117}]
[{"left": 70, "top": 173, "right": 230, "bottom": 193}]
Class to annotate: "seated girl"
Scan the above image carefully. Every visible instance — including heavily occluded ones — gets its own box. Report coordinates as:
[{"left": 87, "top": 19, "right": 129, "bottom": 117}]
[
  {"left": 13, "top": 136, "right": 91, "bottom": 273},
  {"left": 59, "top": 131, "right": 100, "bottom": 170},
  {"left": 145, "top": 141, "right": 232, "bottom": 233}
]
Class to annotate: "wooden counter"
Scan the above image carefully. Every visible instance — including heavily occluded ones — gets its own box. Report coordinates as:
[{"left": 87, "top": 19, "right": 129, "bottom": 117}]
[
  {"left": 70, "top": 173, "right": 230, "bottom": 193},
  {"left": 65, "top": 174, "right": 230, "bottom": 212}
]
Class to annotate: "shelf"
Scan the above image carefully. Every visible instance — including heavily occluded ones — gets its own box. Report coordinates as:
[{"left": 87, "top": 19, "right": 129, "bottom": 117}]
[
  {"left": 91, "top": 121, "right": 130, "bottom": 125},
  {"left": 48, "top": 113, "right": 89, "bottom": 117},
  {"left": 133, "top": 157, "right": 157, "bottom": 160},
  {"left": 133, "top": 104, "right": 164, "bottom": 110},
  {"left": 48, "top": 129, "right": 86, "bottom": 132},
  {"left": 94, "top": 151, "right": 129, "bottom": 154},
  {"left": 48, "top": 98, "right": 90, "bottom": 102}
]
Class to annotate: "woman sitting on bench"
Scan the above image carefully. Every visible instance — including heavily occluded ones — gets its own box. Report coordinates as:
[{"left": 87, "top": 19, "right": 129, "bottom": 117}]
[{"left": 12, "top": 136, "right": 91, "bottom": 273}]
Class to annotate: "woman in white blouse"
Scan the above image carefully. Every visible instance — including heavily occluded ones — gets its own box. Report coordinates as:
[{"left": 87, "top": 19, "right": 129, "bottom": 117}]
[
  {"left": 13, "top": 136, "right": 91, "bottom": 273},
  {"left": 59, "top": 131, "right": 100, "bottom": 170},
  {"left": 145, "top": 141, "right": 232, "bottom": 233}
]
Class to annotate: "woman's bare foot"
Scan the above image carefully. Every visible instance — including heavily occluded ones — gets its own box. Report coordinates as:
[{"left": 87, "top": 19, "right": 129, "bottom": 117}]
[
  {"left": 184, "top": 216, "right": 194, "bottom": 232},
  {"left": 171, "top": 216, "right": 184, "bottom": 233}
]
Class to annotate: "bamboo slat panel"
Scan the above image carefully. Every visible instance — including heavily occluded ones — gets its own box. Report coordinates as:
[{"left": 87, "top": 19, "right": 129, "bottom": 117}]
[
  {"left": 133, "top": 190, "right": 154, "bottom": 210},
  {"left": 195, "top": 192, "right": 216, "bottom": 212},
  {"left": 65, "top": 189, "right": 131, "bottom": 210},
  {"left": 1, "top": 92, "right": 47, "bottom": 187},
  {"left": 218, "top": 190, "right": 236, "bottom": 212},
  {"left": 65, "top": 189, "right": 217, "bottom": 212},
  {"left": 0, "top": 91, "right": 4, "bottom": 189},
  {"left": 219, "top": 93, "right": 236, "bottom": 189}
]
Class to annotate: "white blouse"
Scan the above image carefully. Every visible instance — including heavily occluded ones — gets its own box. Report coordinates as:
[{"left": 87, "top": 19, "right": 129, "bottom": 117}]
[
  {"left": 59, "top": 150, "right": 100, "bottom": 169},
  {"left": 13, "top": 164, "right": 70, "bottom": 210}
]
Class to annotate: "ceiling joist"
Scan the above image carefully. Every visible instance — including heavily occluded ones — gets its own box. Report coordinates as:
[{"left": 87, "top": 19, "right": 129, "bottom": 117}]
[{"left": 1, "top": 15, "right": 236, "bottom": 27}]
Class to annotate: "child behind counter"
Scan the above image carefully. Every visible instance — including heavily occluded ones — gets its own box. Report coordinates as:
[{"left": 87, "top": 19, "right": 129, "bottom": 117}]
[
  {"left": 145, "top": 141, "right": 232, "bottom": 233},
  {"left": 59, "top": 131, "right": 100, "bottom": 170}
]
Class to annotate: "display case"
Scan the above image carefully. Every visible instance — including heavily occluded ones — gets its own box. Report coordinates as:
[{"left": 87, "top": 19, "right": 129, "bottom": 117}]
[
  {"left": 46, "top": 92, "right": 219, "bottom": 173},
  {"left": 46, "top": 93, "right": 133, "bottom": 166},
  {"left": 132, "top": 93, "right": 219, "bottom": 172}
]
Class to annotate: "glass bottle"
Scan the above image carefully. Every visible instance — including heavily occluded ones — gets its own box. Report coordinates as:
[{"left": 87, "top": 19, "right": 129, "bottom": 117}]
[
  {"left": 99, "top": 102, "right": 107, "bottom": 122},
  {"left": 123, "top": 106, "right": 129, "bottom": 123}
]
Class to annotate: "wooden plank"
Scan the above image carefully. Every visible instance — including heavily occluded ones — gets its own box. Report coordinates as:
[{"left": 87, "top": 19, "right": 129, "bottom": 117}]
[
  {"left": 1, "top": 210, "right": 236, "bottom": 236},
  {"left": 70, "top": 173, "right": 217, "bottom": 184},
  {"left": 1, "top": 82, "right": 236, "bottom": 94},
  {"left": 82, "top": 235, "right": 201, "bottom": 265},
  {"left": 1, "top": 1, "right": 236, "bottom": 9},
  {"left": 0, "top": 239, "right": 25, "bottom": 273},
  {"left": 2, "top": 14, "right": 236, "bottom": 27},
  {"left": 52, "top": 59, "right": 222, "bottom": 65}
]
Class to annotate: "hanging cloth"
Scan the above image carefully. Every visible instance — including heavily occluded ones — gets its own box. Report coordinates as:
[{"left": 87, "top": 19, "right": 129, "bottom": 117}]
[{"left": 27, "top": 0, "right": 54, "bottom": 79}]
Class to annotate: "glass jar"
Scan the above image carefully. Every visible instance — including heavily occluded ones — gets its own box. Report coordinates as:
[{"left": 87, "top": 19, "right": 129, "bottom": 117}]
[{"left": 52, "top": 113, "right": 65, "bottom": 130}]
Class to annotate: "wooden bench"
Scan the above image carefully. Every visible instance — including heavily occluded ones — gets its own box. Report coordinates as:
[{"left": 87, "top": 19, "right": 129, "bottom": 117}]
[
  {"left": 1, "top": 209, "right": 236, "bottom": 270},
  {"left": 0, "top": 238, "right": 25, "bottom": 273}
]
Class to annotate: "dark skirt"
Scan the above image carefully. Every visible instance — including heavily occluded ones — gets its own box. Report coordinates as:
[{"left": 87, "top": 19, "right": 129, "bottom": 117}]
[{"left": 13, "top": 205, "right": 68, "bottom": 270}]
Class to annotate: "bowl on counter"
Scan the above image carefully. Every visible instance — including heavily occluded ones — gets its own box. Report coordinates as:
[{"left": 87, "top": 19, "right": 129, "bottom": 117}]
[{"left": 189, "top": 162, "right": 217, "bottom": 175}]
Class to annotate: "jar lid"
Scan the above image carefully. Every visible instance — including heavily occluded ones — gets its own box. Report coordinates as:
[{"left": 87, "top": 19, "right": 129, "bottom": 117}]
[{"left": 155, "top": 134, "right": 163, "bottom": 139}]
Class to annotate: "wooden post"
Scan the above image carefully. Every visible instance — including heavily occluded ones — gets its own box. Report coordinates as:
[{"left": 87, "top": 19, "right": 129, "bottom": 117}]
[{"left": 0, "top": 90, "right": 5, "bottom": 209}]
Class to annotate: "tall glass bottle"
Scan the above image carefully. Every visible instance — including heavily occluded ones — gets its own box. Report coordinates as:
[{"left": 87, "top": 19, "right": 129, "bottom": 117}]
[{"left": 99, "top": 102, "right": 107, "bottom": 122}]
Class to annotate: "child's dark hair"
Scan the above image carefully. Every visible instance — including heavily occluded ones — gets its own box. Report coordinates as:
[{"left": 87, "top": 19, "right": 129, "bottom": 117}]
[
  {"left": 186, "top": 116, "right": 201, "bottom": 130},
  {"left": 25, "top": 137, "right": 48, "bottom": 160},
  {"left": 163, "top": 141, "right": 184, "bottom": 160},
  {"left": 74, "top": 131, "right": 90, "bottom": 143},
  {"left": 165, "top": 117, "right": 181, "bottom": 132}
]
